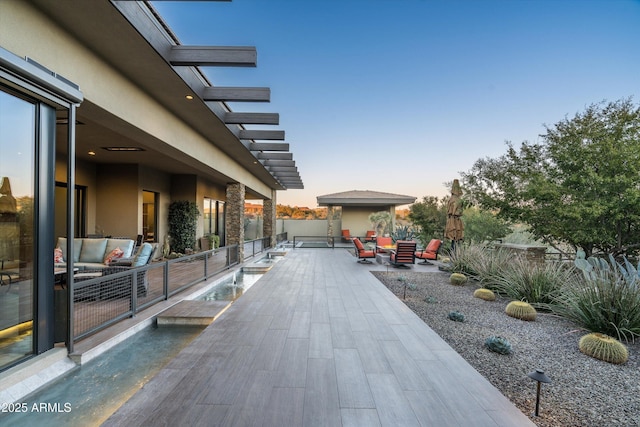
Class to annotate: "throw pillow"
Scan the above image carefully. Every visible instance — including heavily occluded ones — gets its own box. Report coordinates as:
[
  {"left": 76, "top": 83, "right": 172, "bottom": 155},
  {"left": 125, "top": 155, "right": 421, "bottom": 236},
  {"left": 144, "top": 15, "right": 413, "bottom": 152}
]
[
  {"left": 104, "top": 247, "right": 124, "bottom": 264},
  {"left": 54, "top": 247, "right": 64, "bottom": 263}
]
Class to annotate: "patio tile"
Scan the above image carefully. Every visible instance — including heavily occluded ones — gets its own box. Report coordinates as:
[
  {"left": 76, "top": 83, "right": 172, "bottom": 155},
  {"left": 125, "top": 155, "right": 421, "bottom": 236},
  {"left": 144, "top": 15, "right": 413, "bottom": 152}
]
[{"left": 105, "top": 248, "right": 536, "bottom": 426}]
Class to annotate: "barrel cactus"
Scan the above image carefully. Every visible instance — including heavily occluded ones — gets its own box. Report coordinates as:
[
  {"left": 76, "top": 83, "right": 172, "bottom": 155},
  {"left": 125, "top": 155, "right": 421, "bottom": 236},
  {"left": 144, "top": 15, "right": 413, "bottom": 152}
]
[
  {"left": 473, "top": 288, "right": 496, "bottom": 301},
  {"left": 578, "top": 333, "right": 629, "bottom": 364},
  {"left": 505, "top": 301, "right": 537, "bottom": 321},
  {"left": 449, "top": 273, "right": 467, "bottom": 286},
  {"left": 485, "top": 336, "right": 512, "bottom": 355},
  {"left": 447, "top": 311, "right": 465, "bottom": 322}
]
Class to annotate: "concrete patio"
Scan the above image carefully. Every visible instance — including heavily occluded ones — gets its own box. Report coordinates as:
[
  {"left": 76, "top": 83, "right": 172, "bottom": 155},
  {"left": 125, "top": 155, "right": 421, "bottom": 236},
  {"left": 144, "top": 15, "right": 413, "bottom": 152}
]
[{"left": 104, "top": 247, "right": 535, "bottom": 426}]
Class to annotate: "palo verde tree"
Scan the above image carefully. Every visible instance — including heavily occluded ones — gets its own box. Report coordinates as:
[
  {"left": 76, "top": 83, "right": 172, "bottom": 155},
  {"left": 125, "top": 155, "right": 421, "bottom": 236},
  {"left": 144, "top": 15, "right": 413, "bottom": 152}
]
[{"left": 462, "top": 98, "right": 640, "bottom": 258}]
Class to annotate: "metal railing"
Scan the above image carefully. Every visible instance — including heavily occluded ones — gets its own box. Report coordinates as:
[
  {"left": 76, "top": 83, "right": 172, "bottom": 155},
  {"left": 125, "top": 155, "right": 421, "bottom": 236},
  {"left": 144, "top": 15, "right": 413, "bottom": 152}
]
[
  {"left": 292, "top": 235, "right": 337, "bottom": 248},
  {"left": 67, "top": 238, "right": 271, "bottom": 352}
]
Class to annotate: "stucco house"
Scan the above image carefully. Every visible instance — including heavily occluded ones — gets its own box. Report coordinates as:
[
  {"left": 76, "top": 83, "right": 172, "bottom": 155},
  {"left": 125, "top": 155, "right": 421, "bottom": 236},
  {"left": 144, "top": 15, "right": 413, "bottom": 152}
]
[{"left": 0, "top": 0, "right": 302, "bottom": 376}]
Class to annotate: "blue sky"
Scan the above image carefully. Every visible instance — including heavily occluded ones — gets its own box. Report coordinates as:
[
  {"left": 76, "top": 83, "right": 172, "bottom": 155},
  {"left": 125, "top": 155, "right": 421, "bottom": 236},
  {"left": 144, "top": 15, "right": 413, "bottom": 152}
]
[{"left": 152, "top": 0, "right": 640, "bottom": 208}]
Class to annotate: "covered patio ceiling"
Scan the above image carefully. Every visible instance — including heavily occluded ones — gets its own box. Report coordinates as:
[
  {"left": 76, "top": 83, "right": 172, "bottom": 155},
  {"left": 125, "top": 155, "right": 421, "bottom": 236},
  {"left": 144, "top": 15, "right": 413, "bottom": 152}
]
[{"left": 37, "top": 0, "right": 303, "bottom": 193}]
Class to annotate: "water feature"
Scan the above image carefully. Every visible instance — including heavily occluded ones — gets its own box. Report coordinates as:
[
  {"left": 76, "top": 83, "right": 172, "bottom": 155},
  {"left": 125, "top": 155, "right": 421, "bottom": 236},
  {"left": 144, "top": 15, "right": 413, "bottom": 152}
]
[
  {"left": 196, "top": 271, "right": 262, "bottom": 301},
  {"left": 196, "top": 252, "right": 284, "bottom": 301},
  {"left": 0, "top": 325, "right": 203, "bottom": 427}
]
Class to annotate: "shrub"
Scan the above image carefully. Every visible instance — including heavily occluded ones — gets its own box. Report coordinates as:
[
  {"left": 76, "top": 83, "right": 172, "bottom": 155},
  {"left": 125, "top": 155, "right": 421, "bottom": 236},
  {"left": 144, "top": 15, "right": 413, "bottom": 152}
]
[
  {"left": 485, "top": 336, "right": 512, "bottom": 355},
  {"left": 578, "top": 333, "right": 628, "bottom": 364},
  {"left": 549, "top": 257, "right": 640, "bottom": 342},
  {"left": 488, "top": 256, "right": 572, "bottom": 304},
  {"left": 448, "top": 311, "right": 465, "bottom": 322},
  {"left": 505, "top": 301, "right": 537, "bottom": 321},
  {"left": 473, "top": 288, "right": 496, "bottom": 301},
  {"left": 449, "top": 273, "right": 468, "bottom": 286},
  {"left": 447, "top": 242, "right": 486, "bottom": 276},
  {"left": 168, "top": 201, "right": 200, "bottom": 254},
  {"left": 466, "top": 247, "right": 512, "bottom": 289}
]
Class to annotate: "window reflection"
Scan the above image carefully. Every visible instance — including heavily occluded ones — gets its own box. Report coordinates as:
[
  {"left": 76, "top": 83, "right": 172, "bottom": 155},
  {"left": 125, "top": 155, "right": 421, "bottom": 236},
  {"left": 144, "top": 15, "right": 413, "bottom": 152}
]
[{"left": 0, "top": 90, "right": 35, "bottom": 369}]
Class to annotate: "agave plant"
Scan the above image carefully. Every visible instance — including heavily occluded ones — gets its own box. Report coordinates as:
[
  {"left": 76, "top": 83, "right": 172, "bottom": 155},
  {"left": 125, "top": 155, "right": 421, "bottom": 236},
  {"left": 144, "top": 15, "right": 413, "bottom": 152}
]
[{"left": 391, "top": 225, "right": 416, "bottom": 243}]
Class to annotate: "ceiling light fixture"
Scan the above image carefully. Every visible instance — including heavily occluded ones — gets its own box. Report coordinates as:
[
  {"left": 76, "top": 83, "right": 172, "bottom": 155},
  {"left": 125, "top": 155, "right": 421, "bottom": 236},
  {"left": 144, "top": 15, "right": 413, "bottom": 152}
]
[
  {"left": 185, "top": 95, "right": 194, "bottom": 100},
  {"left": 88, "top": 151, "right": 96, "bottom": 156}
]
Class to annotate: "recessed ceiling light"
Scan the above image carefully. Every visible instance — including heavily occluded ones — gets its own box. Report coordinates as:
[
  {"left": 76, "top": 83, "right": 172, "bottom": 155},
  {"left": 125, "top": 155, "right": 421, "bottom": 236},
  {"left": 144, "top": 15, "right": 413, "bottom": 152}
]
[
  {"left": 88, "top": 151, "right": 96, "bottom": 156},
  {"left": 185, "top": 95, "right": 194, "bottom": 100},
  {"left": 102, "top": 147, "right": 145, "bottom": 152}
]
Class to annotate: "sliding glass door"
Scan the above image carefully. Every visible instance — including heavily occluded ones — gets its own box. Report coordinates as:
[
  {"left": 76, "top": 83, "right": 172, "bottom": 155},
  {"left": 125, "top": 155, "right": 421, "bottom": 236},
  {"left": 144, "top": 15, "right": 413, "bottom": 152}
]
[{"left": 0, "top": 89, "right": 36, "bottom": 370}]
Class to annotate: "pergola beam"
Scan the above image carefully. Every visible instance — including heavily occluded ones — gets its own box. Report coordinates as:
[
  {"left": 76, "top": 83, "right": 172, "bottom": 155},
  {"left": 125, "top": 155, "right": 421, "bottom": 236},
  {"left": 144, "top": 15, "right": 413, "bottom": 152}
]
[
  {"left": 224, "top": 112, "right": 279, "bottom": 125},
  {"left": 264, "top": 159, "right": 295, "bottom": 167},
  {"left": 203, "top": 87, "right": 270, "bottom": 102},
  {"left": 239, "top": 130, "right": 285, "bottom": 140},
  {"left": 256, "top": 152, "right": 292, "bottom": 160},
  {"left": 268, "top": 166, "right": 298, "bottom": 172},
  {"left": 169, "top": 46, "right": 257, "bottom": 67},
  {"left": 250, "top": 142, "right": 289, "bottom": 151},
  {"left": 274, "top": 173, "right": 300, "bottom": 178}
]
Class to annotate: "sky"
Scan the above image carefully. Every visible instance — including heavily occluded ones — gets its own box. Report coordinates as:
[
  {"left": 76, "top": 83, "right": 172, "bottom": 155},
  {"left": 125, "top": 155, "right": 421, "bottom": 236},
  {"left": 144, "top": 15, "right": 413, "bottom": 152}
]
[{"left": 151, "top": 0, "right": 640, "bottom": 208}]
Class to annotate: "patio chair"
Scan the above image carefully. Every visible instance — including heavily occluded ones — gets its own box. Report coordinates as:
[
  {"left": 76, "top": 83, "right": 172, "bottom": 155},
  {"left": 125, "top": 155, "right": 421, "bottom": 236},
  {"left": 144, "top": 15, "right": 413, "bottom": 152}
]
[
  {"left": 364, "top": 230, "right": 376, "bottom": 242},
  {"left": 353, "top": 238, "right": 376, "bottom": 264},
  {"left": 375, "top": 236, "right": 393, "bottom": 252},
  {"left": 415, "top": 239, "right": 442, "bottom": 264},
  {"left": 389, "top": 240, "right": 417, "bottom": 268},
  {"left": 341, "top": 229, "right": 352, "bottom": 243}
]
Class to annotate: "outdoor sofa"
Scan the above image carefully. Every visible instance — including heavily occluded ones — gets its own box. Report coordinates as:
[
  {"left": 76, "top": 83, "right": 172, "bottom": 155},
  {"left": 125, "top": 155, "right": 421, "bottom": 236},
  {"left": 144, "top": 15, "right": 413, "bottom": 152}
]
[{"left": 54, "top": 237, "right": 136, "bottom": 271}]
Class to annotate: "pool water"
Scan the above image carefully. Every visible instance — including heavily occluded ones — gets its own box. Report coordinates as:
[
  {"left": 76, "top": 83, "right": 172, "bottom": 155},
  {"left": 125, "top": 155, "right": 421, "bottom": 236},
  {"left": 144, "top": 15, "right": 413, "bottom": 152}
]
[{"left": 0, "top": 325, "right": 203, "bottom": 427}]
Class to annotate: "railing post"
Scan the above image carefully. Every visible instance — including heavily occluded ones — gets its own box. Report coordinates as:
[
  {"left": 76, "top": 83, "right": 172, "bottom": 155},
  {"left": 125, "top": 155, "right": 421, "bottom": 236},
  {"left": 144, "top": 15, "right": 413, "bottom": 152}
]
[
  {"left": 163, "top": 260, "right": 169, "bottom": 300},
  {"left": 204, "top": 251, "right": 208, "bottom": 279},
  {"left": 131, "top": 270, "right": 137, "bottom": 315}
]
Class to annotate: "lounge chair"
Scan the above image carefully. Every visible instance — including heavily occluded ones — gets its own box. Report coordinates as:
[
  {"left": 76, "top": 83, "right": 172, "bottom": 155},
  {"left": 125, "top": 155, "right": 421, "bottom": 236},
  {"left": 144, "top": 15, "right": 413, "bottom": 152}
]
[
  {"left": 353, "top": 238, "right": 376, "bottom": 264},
  {"left": 390, "top": 240, "right": 417, "bottom": 268},
  {"left": 341, "top": 229, "right": 352, "bottom": 243},
  {"left": 364, "top": 230, "right": 376, "bottom": 242},
  {"left": 415, "top": 239, "right": 442, "bottom": 264}
]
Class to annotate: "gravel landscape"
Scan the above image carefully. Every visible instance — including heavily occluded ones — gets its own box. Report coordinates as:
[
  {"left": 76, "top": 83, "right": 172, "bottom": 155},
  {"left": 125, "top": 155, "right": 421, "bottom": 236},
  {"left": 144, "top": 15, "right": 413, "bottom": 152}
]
[{"left": 373, "top": 270, "right": 640, "bottom": 427}]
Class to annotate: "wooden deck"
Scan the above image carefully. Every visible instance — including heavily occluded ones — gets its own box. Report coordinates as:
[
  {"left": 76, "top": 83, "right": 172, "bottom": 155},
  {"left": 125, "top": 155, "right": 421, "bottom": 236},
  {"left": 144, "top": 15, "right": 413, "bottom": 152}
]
[{"left": 104, "top": 248, "right": 535, "bottom": 426}]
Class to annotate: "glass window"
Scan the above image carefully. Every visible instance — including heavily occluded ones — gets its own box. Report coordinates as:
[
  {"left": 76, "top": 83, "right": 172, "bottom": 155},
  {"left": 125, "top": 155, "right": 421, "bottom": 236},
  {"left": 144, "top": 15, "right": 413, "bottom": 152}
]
[{"left": 0, "top": 89, "right": 36, "bottom": 369}]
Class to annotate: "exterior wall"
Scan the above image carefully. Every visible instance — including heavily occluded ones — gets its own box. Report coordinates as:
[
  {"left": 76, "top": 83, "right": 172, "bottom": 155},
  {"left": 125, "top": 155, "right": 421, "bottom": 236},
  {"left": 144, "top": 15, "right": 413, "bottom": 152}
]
[
  {"left": 342, "top": 206, "right": 390, "bottom": 239},
  {"left": 277, "top": 219, "right": 328, "bottom": 238},
  {"left": 96, "top": 164, "right": 138, "bottom": 238}
]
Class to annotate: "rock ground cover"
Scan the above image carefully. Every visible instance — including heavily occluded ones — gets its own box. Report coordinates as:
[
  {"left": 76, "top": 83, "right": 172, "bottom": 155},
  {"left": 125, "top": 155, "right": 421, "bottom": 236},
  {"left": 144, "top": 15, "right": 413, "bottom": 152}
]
[{"left": 372, "top": 270, "right": 640, "bottom": 427}]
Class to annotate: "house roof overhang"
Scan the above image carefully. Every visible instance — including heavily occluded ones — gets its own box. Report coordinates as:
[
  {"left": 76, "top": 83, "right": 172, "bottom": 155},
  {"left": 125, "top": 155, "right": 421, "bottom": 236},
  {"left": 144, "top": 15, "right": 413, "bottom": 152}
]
[{"left": 28, "top": 0, "right": 303, "bottom": 193}]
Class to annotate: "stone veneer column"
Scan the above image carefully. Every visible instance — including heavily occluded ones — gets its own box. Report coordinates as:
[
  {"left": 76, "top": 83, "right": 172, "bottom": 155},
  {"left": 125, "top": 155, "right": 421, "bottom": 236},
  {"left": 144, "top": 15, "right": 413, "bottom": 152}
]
[
  {"left": 225, "top": 183, "right": 245, "bottom": 261},
  {"left": 263, "top": 191, "right": 276, "bottom": 247}
]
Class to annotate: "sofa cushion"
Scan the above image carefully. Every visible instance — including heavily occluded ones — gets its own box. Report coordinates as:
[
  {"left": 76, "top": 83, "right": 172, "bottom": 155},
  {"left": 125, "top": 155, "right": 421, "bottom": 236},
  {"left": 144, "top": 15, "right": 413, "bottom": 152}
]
[
  {"left": 132, "top": 243, "right": 153, "bottom": 267},
  {"left": 106, "top": 239, "right": 135, "bottom": 258},
  {"left": 79, "top": 239, "right": 108, "bottom": 263},
  {"left": 57, "top": 237, "right": 84, "bottom": 262}
]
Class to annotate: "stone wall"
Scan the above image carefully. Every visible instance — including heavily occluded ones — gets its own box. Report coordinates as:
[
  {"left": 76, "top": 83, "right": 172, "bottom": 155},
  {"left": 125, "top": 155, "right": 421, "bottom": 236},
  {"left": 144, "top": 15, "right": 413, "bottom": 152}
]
[
  {"left": 225, "top": 183, "right": 245, "bottom": 261},
  {"left": 494, "top": 243, "right": 547, "bottom": 264},
  {"left": 263, "top": 195, "right": 276, "bottom": 247}
]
